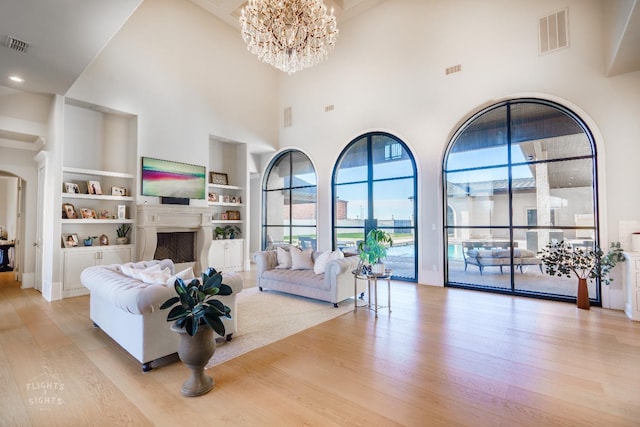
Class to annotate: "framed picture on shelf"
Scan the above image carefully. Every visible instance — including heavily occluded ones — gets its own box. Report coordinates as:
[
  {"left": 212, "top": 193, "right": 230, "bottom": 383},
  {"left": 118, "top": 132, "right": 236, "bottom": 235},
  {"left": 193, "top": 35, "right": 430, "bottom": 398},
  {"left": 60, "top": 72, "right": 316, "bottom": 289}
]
[
  {"left": 230, "top": 196, "right": 237, "bottom": 204},
  {"left": 222, "top": 195, "right": 230, "bottom": 203},
  {"left": 87, "top": 180, "right": 102, "bottom": 195},
  {"left": 99, "top": 234, "right": 109, "bottom": 246},
  {"left": 98, "top": 209, "right": 110, "bottom": 219},
  {"left": 62, "top": 233, "right": 79, "bottom": 248},
  {"left": 111, "top": 186, "right": 127, "bottom": 196},
  {"left": 208, "top": 192, "right": 218, "bottom": 202},
  {"left": 220, "top": 212, "right": 229, "bottom": 220},
  {"left": 117, "top": 205, "right": 126, "bottom": 220},
  {"left": 64, "top": 182, "right": 80, "bottom": 193},
  {"left": 209, "top": 172, "right": 228, "bottom": 185},
  {"left": 81, "top": 208, "right": 97, "bottom": 219},
  {"left": 63, "top": 203, "right": 77, "bottom": 219}
]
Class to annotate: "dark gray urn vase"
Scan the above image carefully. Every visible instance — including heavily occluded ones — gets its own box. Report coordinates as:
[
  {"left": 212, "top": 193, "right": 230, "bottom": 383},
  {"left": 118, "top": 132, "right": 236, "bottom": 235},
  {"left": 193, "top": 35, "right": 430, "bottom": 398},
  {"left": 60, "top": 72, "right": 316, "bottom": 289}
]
[{"left": 171, "top": 323, "right": 216, "bottom": 397}]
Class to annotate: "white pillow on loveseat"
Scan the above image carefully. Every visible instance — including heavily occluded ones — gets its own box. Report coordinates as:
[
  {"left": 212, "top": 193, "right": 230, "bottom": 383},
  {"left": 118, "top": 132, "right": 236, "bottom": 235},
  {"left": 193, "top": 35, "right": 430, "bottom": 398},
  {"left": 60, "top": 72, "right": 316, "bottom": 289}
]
[
  {"left": 275, "top": 246, "right": 292, "bottom": 269},
  {"left": 290, "top": 246, "right": 314, "bottom": 270},
  {"left": 314, "top": 250, "right": 344, "bottom": 275}
]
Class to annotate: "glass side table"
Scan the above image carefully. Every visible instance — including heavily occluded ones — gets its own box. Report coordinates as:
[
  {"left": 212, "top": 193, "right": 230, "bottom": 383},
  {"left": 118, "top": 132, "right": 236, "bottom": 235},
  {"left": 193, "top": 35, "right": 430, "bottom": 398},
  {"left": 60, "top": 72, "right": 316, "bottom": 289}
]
[{"left": 352, "top": 269, "right": 392, "bottom": 317}]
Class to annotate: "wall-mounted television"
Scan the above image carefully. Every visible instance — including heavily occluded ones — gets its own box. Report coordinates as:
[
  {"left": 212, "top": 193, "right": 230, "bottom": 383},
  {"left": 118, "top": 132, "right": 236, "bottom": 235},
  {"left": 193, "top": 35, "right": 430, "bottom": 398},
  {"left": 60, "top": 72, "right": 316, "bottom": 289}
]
[{"left": 141, "top": 157, "right": 206, "bottom": 200}]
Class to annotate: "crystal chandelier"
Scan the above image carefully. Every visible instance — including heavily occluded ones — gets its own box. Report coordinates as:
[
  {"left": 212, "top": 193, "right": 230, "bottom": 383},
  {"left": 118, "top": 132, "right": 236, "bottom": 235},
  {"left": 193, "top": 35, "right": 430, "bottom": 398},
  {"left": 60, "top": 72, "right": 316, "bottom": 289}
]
[{"left": 239, "top": 0, "right": 339, "bottom": 75}]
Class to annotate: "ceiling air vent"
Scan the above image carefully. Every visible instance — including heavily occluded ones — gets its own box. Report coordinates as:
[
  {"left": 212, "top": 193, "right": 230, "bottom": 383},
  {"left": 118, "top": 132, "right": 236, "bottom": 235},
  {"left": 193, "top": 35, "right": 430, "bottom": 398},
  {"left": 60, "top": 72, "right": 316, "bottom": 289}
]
[
  {"left": 5, "top": 36, "right": 30, "bottom": 53},
  {"left": 538, "top": 8, "right": 569, "bottom": 55}
]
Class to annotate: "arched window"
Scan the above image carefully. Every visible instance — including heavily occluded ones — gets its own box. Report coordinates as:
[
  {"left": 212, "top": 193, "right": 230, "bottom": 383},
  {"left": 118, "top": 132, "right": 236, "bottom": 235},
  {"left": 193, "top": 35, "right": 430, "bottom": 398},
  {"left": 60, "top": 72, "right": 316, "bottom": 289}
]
[
  {"left": 262, "top": 150, "right": 317, "bottom": 250},
  {"left": 332, "top": 132, "right": 418, "bottom": 281},
  {"left": 444, "top": 99, "right": 599, "bottom": 303}
]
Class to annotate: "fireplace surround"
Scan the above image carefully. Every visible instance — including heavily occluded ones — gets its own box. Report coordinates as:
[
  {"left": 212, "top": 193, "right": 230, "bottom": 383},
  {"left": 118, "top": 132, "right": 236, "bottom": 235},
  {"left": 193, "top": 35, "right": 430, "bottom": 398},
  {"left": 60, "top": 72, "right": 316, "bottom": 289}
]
[{"left": 136, "top": 205, "right": 213, "bottom": 274}]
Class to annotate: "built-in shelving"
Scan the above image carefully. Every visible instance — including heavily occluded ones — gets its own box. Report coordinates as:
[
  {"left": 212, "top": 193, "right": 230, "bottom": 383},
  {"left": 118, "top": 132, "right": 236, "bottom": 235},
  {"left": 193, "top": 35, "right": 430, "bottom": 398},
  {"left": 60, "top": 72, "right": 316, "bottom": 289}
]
[
  {"left": 59, "top": 100, "right": 138, "bottom": 298},
  {"left": 61, "top": 219, "right": 135, "bottom": 224},
  {"left": 208, "top": 139, "right": 249, "bottom": 270},
  {"left": 63, "top": 166, "right": 135, "bottom": 179}
]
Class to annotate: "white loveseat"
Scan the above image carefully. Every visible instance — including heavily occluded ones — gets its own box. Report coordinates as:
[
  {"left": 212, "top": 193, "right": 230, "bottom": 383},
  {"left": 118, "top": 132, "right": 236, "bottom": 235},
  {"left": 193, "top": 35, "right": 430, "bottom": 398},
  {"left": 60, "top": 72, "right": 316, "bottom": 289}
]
[
  {"left": 80, "top": 259, "right": 243, "bottom": 371},
  {"left": 253, "top": 248, "right": 363, "bottom": 307}
]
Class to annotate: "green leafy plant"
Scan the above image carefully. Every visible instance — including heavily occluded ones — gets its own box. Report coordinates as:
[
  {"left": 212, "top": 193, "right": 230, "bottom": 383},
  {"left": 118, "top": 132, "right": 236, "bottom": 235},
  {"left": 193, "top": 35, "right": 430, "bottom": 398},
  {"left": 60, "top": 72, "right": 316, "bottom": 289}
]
[
  {"left": 116, "top": 223, "right": 130, "bottom": 238},
  {"left": 215, "top": 225, "right": 241, "bottom": 239},
  {"left": 160, "top": 268, "right": 233, "bottom": 336},
  {"left": 539, "top": 240, "right": 625, "bottom": 285},
  {"left": 358, "top": 229, "right": 393, "bottom": 265}
]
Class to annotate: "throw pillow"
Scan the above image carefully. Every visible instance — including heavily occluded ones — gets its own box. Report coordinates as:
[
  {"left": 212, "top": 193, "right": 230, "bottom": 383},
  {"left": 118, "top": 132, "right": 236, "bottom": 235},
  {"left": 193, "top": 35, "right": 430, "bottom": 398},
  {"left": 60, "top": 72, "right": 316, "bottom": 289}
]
[
  {"left": 313, "top": 250, "right": 331, "bottom": 275},
  {"left": 138, "top": 267, "right": 172, "bottom": 285},
  {"left": 290, "top": 246, "right": 314, "bottom": 270},
  {"left": 313, "top": 250, "right": 345, "bottom": 275},
  {"left": 276, "top": 246, "right": 292, "bottom": 269},
  {"left": 166, "top": 266, "right": 196, "bottom": 287},
  {"left": 176, "top": 266, "right": 195, "bottom": 280},
  {"left": 121, "top": 263, "right": 161, "bottom": 280}
]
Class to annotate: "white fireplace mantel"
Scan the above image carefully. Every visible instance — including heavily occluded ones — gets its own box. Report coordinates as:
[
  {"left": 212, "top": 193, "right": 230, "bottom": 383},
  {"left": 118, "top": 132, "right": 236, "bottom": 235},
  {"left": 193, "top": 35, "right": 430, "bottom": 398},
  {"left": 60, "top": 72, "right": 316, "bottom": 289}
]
[{"left": 136, "top": 204, "right": 213, "bottom": 274}]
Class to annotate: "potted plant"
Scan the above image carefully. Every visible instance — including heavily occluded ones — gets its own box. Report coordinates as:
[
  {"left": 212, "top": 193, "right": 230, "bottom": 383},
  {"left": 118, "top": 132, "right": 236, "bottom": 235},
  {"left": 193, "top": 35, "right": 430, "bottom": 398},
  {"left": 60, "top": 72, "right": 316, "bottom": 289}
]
[
  {"left": 216, "top": 225, "right": 241, "bottom": 239},
  {"left": 214, "top": 226, "right": 226, "bottom": 240},
  {"left": 160, "top": 267, "right": 233, "bottom": 396},
  {"left": 116, "top": 223, "right": 130, "bottom": 244},
  {"left": 539, "top": 240, "right": 625, "bottom": 309},
  {"left": 358, "top": 229, "right": 393, "bottom": 275},
  {"left": 225, "top": 225, "right": 241, "bottom": 239},
  {"left": 83, "top": 236, "right": 98, "bottom": 246}
]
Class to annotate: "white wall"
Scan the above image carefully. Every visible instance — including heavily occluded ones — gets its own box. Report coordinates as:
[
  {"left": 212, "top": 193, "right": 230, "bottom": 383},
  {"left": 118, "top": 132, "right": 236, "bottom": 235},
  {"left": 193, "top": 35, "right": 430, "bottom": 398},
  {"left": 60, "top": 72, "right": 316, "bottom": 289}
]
[
  {"left": 67, "top": 0, "right": 280, "bottom": 177},
  {"left": 0, "top": 88, "right": 53, "bottom": 286},
  {"left": 0, "top": 177, "right": 19, "bottom": 240},
  {"left": 275, "top": 0, "right": 640, "bottom": 287}
]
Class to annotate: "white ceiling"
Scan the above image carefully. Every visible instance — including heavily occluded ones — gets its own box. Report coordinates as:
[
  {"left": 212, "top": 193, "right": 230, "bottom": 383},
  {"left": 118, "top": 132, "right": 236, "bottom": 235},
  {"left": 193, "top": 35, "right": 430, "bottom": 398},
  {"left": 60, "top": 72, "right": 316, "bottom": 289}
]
[
  {"left": 189, "top": 0, "right": 386, "bottom": 30},
  {"left": 0, "top": 0, "right": 142, "bottom": 96},
  {"left": 0, "top": 0, "right": 638, "bottom": 104}
]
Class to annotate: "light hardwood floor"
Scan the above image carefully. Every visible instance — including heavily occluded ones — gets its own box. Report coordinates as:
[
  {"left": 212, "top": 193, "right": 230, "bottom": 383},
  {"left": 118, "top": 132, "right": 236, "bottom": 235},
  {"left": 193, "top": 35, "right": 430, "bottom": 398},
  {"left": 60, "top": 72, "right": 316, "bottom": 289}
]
[{"left": 1, "top": 270, "right": 639, "bottom": 426}]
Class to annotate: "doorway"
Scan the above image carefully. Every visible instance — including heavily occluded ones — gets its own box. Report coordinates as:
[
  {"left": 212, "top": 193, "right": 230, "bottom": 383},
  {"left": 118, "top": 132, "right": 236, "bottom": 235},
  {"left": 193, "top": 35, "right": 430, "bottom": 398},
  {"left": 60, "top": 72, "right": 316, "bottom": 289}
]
[{"left": 0, "top": 175, "right": 20, "bottom": 276}]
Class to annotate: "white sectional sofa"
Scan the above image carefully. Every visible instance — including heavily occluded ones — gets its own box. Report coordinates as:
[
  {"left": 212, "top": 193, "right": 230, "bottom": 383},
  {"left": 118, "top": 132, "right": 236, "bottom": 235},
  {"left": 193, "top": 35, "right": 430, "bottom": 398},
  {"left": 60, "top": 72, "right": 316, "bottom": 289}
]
[
  {"left": 80, "top": 259, "right": 243, "bottom": 371},
  {"left": 253, "top": 247, "right": 363, "bottom": 307}
]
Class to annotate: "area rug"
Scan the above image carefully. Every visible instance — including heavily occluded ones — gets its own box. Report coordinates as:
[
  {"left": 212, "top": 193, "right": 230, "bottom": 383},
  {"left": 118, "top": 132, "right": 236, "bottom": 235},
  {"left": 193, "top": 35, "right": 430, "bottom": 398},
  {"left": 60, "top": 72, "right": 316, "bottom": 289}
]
[{"left": 206, "top": 287, "right": 353, "bottom": 368}]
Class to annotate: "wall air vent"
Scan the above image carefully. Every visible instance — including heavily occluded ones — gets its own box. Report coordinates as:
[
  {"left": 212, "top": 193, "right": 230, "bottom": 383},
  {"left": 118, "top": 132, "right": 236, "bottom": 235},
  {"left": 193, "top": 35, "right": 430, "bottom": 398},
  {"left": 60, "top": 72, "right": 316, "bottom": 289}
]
[
  {"left": 445, "top": 64, "right": 462, "bottom": 75},
  {"left": 5, "top": 36, "right": 30, "bottom": 53},
  {"left": 538, "top": 8, "right": 569, "bottom": 55},
  {"left": 284, "top": 106, "right": 292, "bottom": 128}
]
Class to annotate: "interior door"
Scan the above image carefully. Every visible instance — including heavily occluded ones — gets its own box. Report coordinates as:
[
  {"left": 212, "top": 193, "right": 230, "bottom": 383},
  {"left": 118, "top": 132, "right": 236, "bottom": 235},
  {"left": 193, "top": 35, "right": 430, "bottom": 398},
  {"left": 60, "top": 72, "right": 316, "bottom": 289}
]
[{"left": 34, "top": 163, "right": 45, "bottom": 290}]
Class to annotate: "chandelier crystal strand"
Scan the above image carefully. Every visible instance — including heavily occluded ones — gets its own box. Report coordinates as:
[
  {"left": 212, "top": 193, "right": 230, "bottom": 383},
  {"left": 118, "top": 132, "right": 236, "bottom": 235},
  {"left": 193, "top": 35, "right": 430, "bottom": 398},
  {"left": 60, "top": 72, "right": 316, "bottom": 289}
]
[{"left": 240, "top": 0, "right": 338, "bottom": 75}]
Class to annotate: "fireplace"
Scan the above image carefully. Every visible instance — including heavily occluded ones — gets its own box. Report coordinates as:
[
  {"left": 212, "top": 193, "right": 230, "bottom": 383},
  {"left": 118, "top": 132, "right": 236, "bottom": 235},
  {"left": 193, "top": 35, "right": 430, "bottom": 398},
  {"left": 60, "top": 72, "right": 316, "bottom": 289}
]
[
  {"left": 155, "top": 231, "right": 196, "bottom": 263},
  {"left": 136, "top": 205, "right": 213, "bottom": 274}
]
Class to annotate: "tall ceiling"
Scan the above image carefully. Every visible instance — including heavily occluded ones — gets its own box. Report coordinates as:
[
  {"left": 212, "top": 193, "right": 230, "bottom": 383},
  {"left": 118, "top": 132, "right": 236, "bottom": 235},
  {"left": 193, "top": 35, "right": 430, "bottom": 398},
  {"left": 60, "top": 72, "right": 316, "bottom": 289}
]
[
  {"left": 0, "top": 0, "right": 638, "bottom": 96},
  {"left": 0, "top": 0, "right": 142, "bottom": 96},
  {"left": 189, "top": 0, "right": 385, "bottom": 29}
]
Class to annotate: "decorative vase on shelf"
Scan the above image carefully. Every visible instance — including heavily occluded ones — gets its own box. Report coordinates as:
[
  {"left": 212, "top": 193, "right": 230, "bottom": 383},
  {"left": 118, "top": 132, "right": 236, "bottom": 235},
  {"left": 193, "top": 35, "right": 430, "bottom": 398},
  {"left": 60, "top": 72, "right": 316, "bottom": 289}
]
[{"left": 84, "top": 238, "right": 93, "bottom": 246}]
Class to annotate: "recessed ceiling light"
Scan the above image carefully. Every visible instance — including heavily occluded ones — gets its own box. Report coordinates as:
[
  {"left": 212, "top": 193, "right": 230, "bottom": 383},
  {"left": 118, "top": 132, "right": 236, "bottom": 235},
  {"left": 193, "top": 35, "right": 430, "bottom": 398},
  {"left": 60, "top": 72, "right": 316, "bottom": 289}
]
[{"left": 9, "top": 75, "right": 24, "bottom": 83}]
